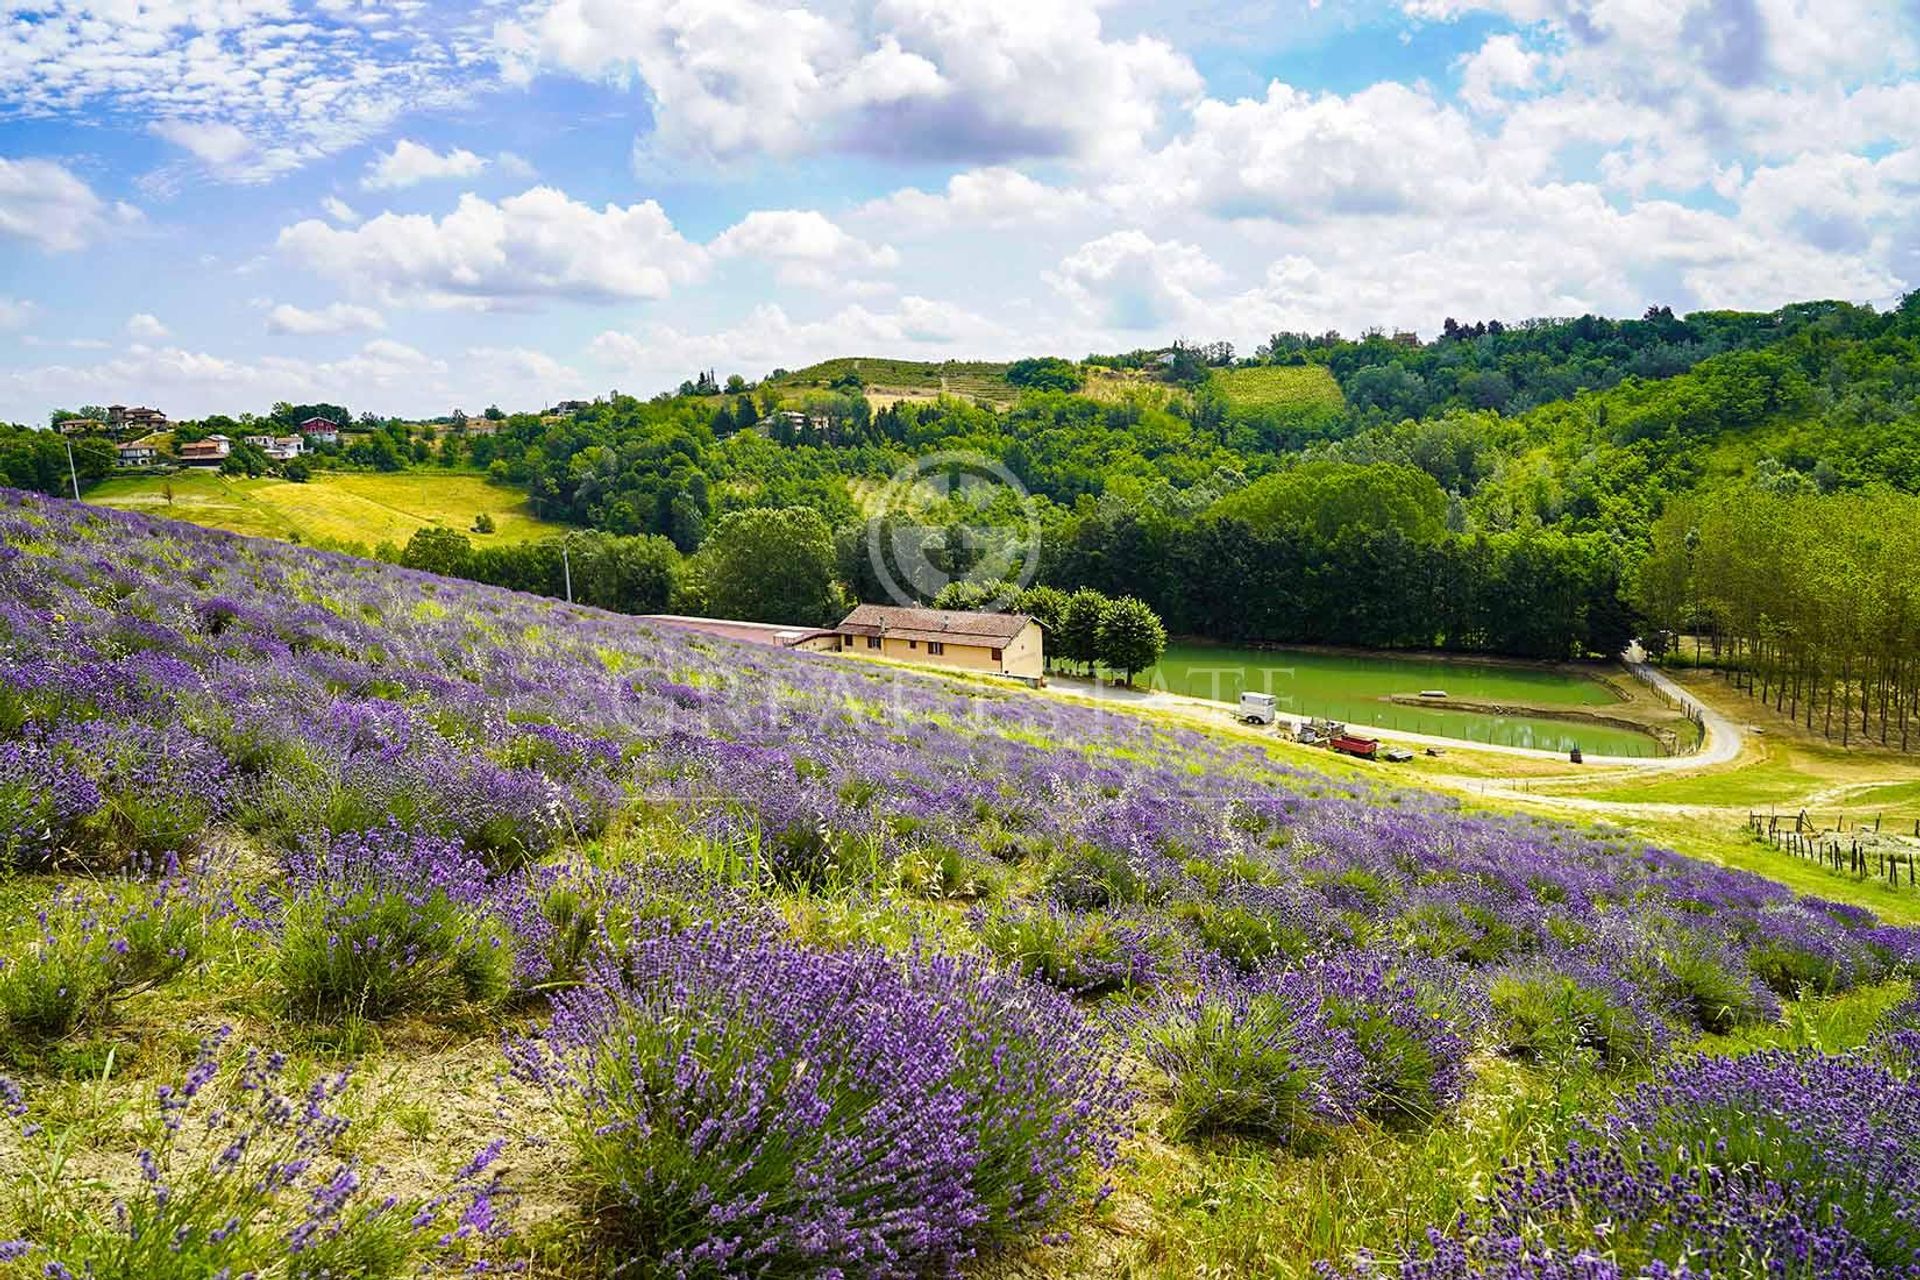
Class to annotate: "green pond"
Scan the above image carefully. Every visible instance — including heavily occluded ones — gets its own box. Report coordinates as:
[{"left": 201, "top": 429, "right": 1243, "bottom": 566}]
[{"left": 1143, "top": 642, "right": 1660, "bottom": 757}]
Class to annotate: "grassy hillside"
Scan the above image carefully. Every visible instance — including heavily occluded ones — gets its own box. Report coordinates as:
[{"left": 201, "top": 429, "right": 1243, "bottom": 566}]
[
  {"left": 767, "top": 356, "right": 1017, "bottom": 404},
  {"left": 84, "top": 469, "right": 569, "bottom": 548},
  {"left": 6, "top": 487, "right": 1920, "bottom": 1278},
  {"left": 1212, "top": 363, "right": 1346, "bottom": 413}
]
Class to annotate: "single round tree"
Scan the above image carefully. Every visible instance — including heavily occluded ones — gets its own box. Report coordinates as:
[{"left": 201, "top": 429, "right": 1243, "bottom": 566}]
[
  {"left": 1097, "top": 595, "right": 1166, "bottom": 686},
  {"left": 1057, "top": 588, "right": 1111, "bottom": 676}
]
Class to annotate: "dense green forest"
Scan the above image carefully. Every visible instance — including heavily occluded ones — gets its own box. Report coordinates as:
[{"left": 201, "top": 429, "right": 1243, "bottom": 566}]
[
  {"left": 450, "top": 294, "right": 1917, "bottom": 660},
  {"left": 31, "top": 292, "right": 1920, "bottom": 671}
]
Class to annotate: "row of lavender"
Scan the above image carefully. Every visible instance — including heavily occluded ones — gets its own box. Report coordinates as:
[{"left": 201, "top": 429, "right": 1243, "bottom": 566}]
[{"left": 2, "top": 487, "right": 1919, "bottom": 1278}]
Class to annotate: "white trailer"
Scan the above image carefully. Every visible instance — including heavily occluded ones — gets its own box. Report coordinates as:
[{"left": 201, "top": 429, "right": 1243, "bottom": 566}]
[{"left": 1238, "top": 692, "right": 1278, "bottom": 725}]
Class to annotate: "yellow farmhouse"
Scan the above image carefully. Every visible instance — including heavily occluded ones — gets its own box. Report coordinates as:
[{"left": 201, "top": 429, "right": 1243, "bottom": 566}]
[{"left": 833, "top": 604, "right": 1045, "bottom": 682}]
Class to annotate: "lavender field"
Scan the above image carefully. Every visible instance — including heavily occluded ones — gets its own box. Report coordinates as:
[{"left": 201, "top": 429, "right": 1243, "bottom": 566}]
[{"left": 3, "top": 484, "right": 1920, "bottom": 1279}]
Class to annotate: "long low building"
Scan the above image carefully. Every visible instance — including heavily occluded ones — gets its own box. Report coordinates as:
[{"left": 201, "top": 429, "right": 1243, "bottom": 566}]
[
  {"left": 639, "top": 614, "right": 842, "bottom": 652},
  {"left": 639, "top": 605, "right": 1047, "bottom": 683},
  {"left": 832, "top": 604, "right": 1044, "bottom": 681}
]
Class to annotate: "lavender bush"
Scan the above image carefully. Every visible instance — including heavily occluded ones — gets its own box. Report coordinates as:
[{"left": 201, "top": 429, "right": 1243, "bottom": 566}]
[
  {"left": 508, "top": 927, "right": 1130, "bottom": 1277},
  {"left": 0, "top": 1029, "right": 507, "bottom": 1279},
  {"left": 276, "top": 825, "right": 514, "bottom": 1020},
  {"left": 0, "top": 872, "right": 221, "bottom": 1042},
  {"left": 1130, "top": 967, "right": 1367, "bottom": 1148},
  {"left": 1346, "top": 1049, "right": 1920, "bottom": 1277}
]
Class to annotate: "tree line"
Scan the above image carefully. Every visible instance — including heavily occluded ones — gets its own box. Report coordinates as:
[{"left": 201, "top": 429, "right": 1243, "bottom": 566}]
[{"left": 1636, "top": 486, "right": 1920, "bottom": 751}]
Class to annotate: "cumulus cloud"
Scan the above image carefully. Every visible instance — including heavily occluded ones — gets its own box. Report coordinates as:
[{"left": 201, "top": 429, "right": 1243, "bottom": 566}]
[
  {"left": 1458, "top": 33, "right": 1539, "bottom": 111},
  {"left": 265, "top": 301, "right": 387, "bottom": 336},
  {"left": 276, "top": 186, "right": 706, "bottom": 308},
  {"left": 710, "top": 209, "right": 899, "bottom": 284},
  {"left": 363, "top": 139, "right": 490, "bottom": 190},
  {"left": 1139, "top": 82, "right": 1494, "bottom": 222},
  {"left": 857, "top": 166, "right": 1093, "bottom": 234},
  {"left": 497, "top": 0, "right": 1201, "bottom": 165},
  {"left": 0, "top": 158, "right": 138, "bottom": 252},
  {"left": 126, "top": 313, "right": 170, "bottom": 340},
  {"left": 1045, "top": 230, "right": 1222, "bottom": 330},
  {"left": 322, "top": 196, "right": 361, "bottom": 225},
  {"left": 0, "top": 297, "right": 33, "bottom": 331}
]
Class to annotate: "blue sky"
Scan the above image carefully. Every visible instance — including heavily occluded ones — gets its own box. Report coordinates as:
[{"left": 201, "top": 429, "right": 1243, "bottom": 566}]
[{"left": 1, "top": 0, "right": 1917, "bottom": 423}]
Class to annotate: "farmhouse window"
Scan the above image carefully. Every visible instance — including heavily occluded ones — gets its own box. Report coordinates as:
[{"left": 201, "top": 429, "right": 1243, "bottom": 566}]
[
  {"left": 928, "top": 642, "right": 945, "bottom": 656},
  {"left": 990, "top": 647, "right": 1002, "bottom": 661},
  {"left": 909, "top": 640, "right": 918, "bottom": 649},
  {"left": 867, "top": 636, "right": 882, "bottom": 650}
]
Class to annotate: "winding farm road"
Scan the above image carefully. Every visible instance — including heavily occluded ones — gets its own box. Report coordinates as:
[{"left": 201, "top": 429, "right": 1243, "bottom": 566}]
[{"left": 1050, "top": 651, "right": 1747, "bottom": 773}]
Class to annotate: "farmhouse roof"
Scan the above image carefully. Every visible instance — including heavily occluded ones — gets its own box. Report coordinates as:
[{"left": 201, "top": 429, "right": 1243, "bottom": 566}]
[
  {"left": 639, "top": 614, "right": 836, "bottom": 648},
  {"left": 836, "top": 604, "right": 1036, "bottom": 645}
]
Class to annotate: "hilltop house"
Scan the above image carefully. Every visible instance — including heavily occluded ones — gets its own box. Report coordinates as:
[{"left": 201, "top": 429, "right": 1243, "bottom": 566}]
[
  {"left": 297, "top": 417, "right": 340, "bottom": 445},
  {"left": 115, "top": 442, "right": 159, "bottom": 467},
  {"left": 176, "top": 435, "right": 231, "bottom": 467},
  {"left": 833, "top": 604, "right": 1044, "bottom": 682},
  {"left": 107, "top": 405, "right": 169, "bottom": 432},
  {"left": 243, "top": 434, "right": 305, "bottom": 461},
  {"left": 58, "top": 417, "right": 106, "bottom": 436}
]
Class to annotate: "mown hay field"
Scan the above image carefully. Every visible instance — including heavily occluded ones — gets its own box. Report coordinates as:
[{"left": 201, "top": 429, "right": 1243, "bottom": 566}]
[{"left": 84, "top": 469, "right": 569, "bottom": 548}]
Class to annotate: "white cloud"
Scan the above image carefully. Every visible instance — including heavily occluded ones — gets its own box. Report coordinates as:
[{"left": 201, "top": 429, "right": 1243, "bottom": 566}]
[
  {"left": 147, "top": 119, "right": 300, "bottom": 182},
  {"left": 465, "top": 344, "right": 580, "bottom": 387},
  {"left": 363, "top": 139, "right": 491, "bottom": 190},
  {"left": 322, "top": 196, "right": 361, "bottom": 225},
  {"left": 1139, "top": 82, "right": 1495, "bottom": 222},
  {"left": 126, "top": 313, "right": 170, "bottom": 340},
  {"left": 265, "top": 301, "right": 387, "bottom": 336},
  {"left": 858, "top": 166, "right": 1093, "bottom": 234},
  {"left": 1458, "top": 33, "right": 1539, "bottom": 111},
  {"left": 0, "top": 157, "right": 138, "bottom": 252},
  {"left": 710, "top": 209, "right": 898, "bottom": 284},
  {"left": 276, "top": 186, "right": 706, "bottom": 308},
  {"left": 588, "top": 296, "right": 1009, "bottom": 384},
  {"left": 0, "top": 3, "right": 491, "bottom": 183},
  {"left": 0, "top": 297, "right": 33, "bottom": 331},
  {"left": 498, "top": 0, "right": 1201, "bottom": 165},
  {"left": 1045, "top": 230, "right": 1222, "bottom": 330}
]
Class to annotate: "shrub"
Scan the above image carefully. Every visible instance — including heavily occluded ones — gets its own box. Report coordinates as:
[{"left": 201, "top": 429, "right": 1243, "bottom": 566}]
[
  {"left": 1637, "top": 926, "right": 1779, "bottom": 1033},
  {"left": 1045, "top": 839, "right": 1188, "bottom": 910},
  {"left": 277, "top": 826, "right": 514, "bottom": 1020},
  {"left": 898, "top": 843, "right": 999, "bottom": 900},
  {"left": 1301, "top": 953, "right": 1480, "bottom": 1130},
  {"left": 1175, "top": 882, "right": 1318, "bottom": 972},
  {"left": 0, "top": 740, "right": 101, "bottom": 869},
  {"left": 1746, "top": 935, "right": 1853, "bottom": 997},
  {"left": 507, "top": 928, "right": 1129, "bottom": 1276},
  {"left": 0, "top": 877, "right": 218, "bottom": 1042},
  {"left": 1488, "top": 952, "right": 1671, "bottom": 1071},
  {"left": 1, "top": 1029, "right": 508, "bottom": 1279},
  {"left": 1130, "top": 970, "right": 1363, "bottom": 1148},
  {"left": 977, "top": 902, "right": 1181, "bottom": 995}
]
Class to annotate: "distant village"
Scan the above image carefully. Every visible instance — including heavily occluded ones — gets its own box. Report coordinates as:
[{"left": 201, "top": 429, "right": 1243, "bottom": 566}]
[{"left": 48, "top": 400, "right": 598, "bottom": 472}]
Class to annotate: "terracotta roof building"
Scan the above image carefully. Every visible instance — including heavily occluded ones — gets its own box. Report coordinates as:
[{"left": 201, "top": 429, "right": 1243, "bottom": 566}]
[{"left": 834, "top": 604, "right": 1044, "bottom": 681}]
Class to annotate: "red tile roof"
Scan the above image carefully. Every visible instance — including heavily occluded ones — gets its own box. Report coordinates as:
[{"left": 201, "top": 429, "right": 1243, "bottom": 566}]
[{"left": 836, "top": 604, "right": 1035, "bottom": 645}]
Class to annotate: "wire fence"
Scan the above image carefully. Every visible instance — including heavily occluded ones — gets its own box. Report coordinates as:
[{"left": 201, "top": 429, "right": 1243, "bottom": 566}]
[{"left": 1750, "top": 809, "right": 1920, "bottom": 889}]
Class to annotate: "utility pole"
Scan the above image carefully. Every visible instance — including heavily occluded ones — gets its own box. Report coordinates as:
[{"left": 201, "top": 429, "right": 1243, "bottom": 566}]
[
  {"left": 64, "top": 439, "right": 81, "bottom": 500},
  {"left": 562, "top": 537, "right": 573, "bottom": 604}
]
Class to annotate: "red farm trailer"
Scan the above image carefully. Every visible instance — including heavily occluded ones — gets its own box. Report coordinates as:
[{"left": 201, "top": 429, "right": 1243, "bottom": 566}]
[{"left": 1329, "top": 733, "right": 1380, "bottom": 761}]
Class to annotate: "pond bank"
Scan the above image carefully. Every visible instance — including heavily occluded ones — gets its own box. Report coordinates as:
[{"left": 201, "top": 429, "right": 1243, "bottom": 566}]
[{"left": 1141, "top": 641, "right": 1665, "bottom": 756}]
